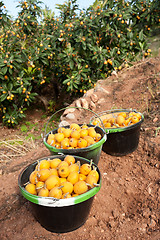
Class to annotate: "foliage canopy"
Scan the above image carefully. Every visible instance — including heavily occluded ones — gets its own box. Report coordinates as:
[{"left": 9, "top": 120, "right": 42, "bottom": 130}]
[{"left": 0, "top": 0, "right": 159, "bottom": 127}]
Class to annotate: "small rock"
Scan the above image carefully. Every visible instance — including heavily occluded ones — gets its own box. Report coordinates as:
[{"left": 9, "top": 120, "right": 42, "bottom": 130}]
[
  {"left": 63, "top": 108, "right": 75, "bottom": 116},
  {"left": 111, "top": 70, "right": 118, "bottom": 77},
  {"left": 139, "top": 223, "right": 147, "bottom": 232},
  {"left": 151, "top": 214, "right": 157, "bottom": 220},
  {"left": 97, "top": 98, "right": 106, "bottom": 104},
  {"left": 125, "top": 177, "right": 131, "bottom": 182},
  {"left": 89, "top": 101, "right": 96, "bottom": 111},
  {"left": 80, "top": 98, "right": 89, "bottom": 109},
  {"left": 83, "top": 88, "right": 94, "bottom": 98},
  {"left": 153, "top": 117, "right": 158, "bottom": 123},
  {"left": 144, "top": 127, "right": 152, "bottom": 131},
  {"left": 63, "top": 102, "right": 70, "bottom": 107},
  {"left": 108, "top": 219, "right": 117, "bottom": 228},
  {"left": 87, "top": 216, "right": 97, "bottom": 226},
  {"left": 103, "top": 172, "right": 107, "bottom": 176},
  {"left": 154, "top": 163, "right": 159, "bottom": 168},
  {"left": 125, "top": 187, "right": 133, "bottom": 195},
  {"left": 58, "top": 120, "right": 70, "bottom": 127},
  {"left": 158, "top": 188, "right": 160, "bottom": 199},
  {"left": 142, "top": 208, "right": 151, "bottom": 218},
  {"left": 119, "top": 179, "right": 125, "bottom": 185},
  {"left": 148, "top": 186, "right": 152, "bottom": 194},
  {"left": 149, "top": 219, "right": 156, "bottom": 228},
  {"left": 65, "top": 113, "right": 76, "bottom": 120},
  {"left": 95, "top": 85, "right": 110, "bottom": 94},
  {"left": 112, "top": 209, "right": 119, "bottom": 218},
  {"left": 90, "top": 93, "right": 98, "bottom": 103},
  {"left": 75, "top": 99, "right": 82, "bottom": 109}
]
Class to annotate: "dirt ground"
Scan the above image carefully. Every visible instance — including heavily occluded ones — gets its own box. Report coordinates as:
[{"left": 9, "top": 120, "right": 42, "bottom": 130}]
[{"left": 0, "top": 57, "right": 160, "bottom": 240}]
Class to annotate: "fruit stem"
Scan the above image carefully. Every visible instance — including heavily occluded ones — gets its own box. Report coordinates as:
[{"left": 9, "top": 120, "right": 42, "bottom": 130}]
[
  {"left": 90, "top": 159, "right": 93, "bottom": 167},
  {"left": 94, "top": 183, "right": 100, "bottom": 187},
  {"left": 63, "top": 192, "right": 69, "bottom": 198},
  {"left": 128, "top": 120, "right": 132, "bottom": 126},
  {"left": 77, "top": 161, "right": 81, "bottom": 172},
  {"left": 23, "top": 181, "right": 30, "bottom": 186},
  {"left": 86, "top": 183, "right": 93, "bottom": 188},
  {"left": 36, "top": 160, "right": 40, "bottom": 171},
  {"left": 36, "top": 185, "right": 44, "bottom": 190},
  {"left": 93, "top": 166, "right": 97, "bottom": 171}
]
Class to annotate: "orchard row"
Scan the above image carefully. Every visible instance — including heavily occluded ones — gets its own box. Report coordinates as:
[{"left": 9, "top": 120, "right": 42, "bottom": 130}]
[{"left": 0, "top": 0, "right": 159, "bottom": 126}]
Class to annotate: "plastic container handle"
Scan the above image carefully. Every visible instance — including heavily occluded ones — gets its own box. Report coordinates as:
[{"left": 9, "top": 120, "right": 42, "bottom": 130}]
[{"left": 43, "top": 106, "right": 106, "bottom": 138}]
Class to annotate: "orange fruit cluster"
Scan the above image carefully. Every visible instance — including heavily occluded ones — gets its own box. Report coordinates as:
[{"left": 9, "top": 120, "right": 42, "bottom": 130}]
[
  {"left": 25, "top": 156, "right": 100, "bottom": 199},
  {"left": 46, "top": 123, "right": 102, "bottom": 149},
  {"left": 92, "top": 111, "right": 142, "bottom": 128}
]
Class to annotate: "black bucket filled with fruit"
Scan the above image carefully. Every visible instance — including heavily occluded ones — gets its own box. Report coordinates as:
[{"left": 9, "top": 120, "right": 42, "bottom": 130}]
[
  {"left": 90, "top": 109, "right": 144, "bottom": 156},
  {"left": 18, "top": 155, "right": 101, "bottom": 233},
  {"left": 43, "top": 107, "right": 107, "bottom": 165}
]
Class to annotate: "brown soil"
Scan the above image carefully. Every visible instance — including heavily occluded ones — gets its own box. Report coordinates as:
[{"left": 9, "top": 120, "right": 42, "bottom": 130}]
[{"left": 0, "top": 57, "right": 160, "bottom": 240}]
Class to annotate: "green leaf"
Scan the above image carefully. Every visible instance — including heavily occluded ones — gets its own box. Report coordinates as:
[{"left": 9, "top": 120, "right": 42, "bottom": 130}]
[
  {"left": 63, "top": 78, "right": 70, "bottom": 84},
  {"left": 139, "top": 42, "right": 144, "bottom": 50},
  {"left": 0, "top": 63, "right": 5, "bottom": 67},
  {"left": 15, "top": 58, "right": 23, "bottom": 63},
  {"left": 2, "top": 67, "right": 8, "bottom": 75},
  {"left": 9, "top": 68, "right": 13, "bottom": 75},
  {"left": 0, "top": 94, "right": 7, "bottom": 102},
  {"left": 139, "top": 30, "right": 143, "bottom": 41},
  {"left": 69, "top": 60, "right": 74, "bottom": 69},
  {"left": 41, "top": 59, "right": 48, "bottom": 65},
  {"left": 8, "top": 83, "right": 13, "bottom": 91},
  {"left": 82, "top": 42, "right": 86, "bottom": 50}
]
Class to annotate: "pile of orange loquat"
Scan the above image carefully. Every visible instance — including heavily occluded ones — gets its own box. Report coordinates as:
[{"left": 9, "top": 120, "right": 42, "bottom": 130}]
[
  {"left": 25, "top": 155, "right": 100, "bottom": 199},
  {"left": 47, "top": 123, "right": 102, "bottom": 149},
  {"left": 92, "top": 111, "right": 142, "bottom": 128}
]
